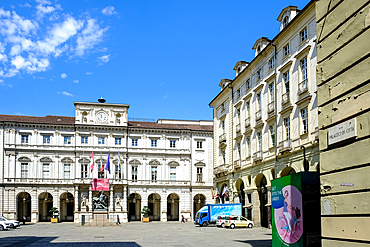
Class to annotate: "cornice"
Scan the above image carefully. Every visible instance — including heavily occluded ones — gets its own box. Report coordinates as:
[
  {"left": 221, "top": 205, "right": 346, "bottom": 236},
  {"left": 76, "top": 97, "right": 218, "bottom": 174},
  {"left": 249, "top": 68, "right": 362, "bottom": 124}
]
[
  {"left": 294, "top": 45, "right": 311, "bottom": 59},
  {"left": 278, "top": 61, "right": 293, "bottom": 72}
]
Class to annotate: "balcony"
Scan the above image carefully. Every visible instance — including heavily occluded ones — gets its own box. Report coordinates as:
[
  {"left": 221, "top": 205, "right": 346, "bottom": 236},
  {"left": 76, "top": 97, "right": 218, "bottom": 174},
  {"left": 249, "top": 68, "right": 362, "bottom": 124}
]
[
  {"left": 219, "top": 133, "right": 226, "bottom": 143},
  {"left": 255, "top": 110, "right": 262, "bottom": 121},
  {"left": 236, "top": 123, "right": 241, "bottom": 133},
  {"left": 298, "top": 79, "right": 308, "bottom": 95},
  {"left": 282, "top": 92, "right": 290, "bottom": 105},
  {"left": 278, "top": 139, "right": 292, "bottom": 153},
  {"left": 4, "top": 178, "right": 128, "bottom": 185},
  {"left": 245, "top": 118, "right": 250, "bottom": 128},
  {"left": 196, "top": 173, "right": 203, "bottom": 183},
  {"left": 268, "top": 101, "right": 275, "bottom": 113},
  {"left": 234, "top": 160, "right": 241, "bottom": 170},
  {"left": 128, "top": 180, "right": 190, "bottom": 186},
  {"left": 213, "top": 164, "right": 229, "bottom": 176},
  {"left": 253, "top": 151, "right": 263, "bottom": 162}
]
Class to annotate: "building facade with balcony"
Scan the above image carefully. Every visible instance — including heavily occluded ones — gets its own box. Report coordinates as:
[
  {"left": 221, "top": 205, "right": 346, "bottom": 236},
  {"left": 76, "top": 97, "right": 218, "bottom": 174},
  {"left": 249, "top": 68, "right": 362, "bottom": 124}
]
[
  {"left": 209, "top": 1, "right": 319, "bottom": 228},
  {"left": 0, "top": 101, "right": 213, "bottom": 223}
]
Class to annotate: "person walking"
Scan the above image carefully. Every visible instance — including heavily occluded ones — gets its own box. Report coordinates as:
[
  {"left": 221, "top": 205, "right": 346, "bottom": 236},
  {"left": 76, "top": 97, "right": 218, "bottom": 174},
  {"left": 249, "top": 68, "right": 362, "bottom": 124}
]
[
  {"left": 181, "top": 215, "right": 185, "bottom": 224},
  {"left": 116, "top": 215, "right": 121, "bottom": 225}
]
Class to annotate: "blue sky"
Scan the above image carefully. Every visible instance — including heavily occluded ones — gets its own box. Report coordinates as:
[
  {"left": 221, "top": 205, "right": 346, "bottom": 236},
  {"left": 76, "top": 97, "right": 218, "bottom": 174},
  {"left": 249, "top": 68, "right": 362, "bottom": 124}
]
[{"left": 0, "top": 0, "right": 310, "bottom": 121}]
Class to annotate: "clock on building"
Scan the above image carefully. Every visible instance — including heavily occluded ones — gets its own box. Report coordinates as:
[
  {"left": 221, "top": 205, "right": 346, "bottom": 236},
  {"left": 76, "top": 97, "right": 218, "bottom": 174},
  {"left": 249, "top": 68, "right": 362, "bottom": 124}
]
[{"left": 96, "top": 111, "right": 108, "bottom": 123}]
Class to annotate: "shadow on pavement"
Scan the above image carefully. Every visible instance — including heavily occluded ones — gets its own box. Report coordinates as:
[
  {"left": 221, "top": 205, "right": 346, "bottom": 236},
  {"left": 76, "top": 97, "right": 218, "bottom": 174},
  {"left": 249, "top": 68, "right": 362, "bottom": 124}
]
[
  {"left": 0, "top": 236, "right": 141, "bottom": 247},
  {"left": 234, "top": 239, "right": 272, "bottom": 247}
]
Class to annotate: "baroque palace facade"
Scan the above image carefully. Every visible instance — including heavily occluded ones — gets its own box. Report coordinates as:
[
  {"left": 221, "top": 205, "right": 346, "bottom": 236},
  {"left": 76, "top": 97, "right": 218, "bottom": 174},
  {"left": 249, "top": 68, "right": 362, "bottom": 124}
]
[
  {"left": 210, "top": 1, "right": 319, "bottom": 227},
  {"left": 0, "top": 100, "right": 213, "bottom": 223}
]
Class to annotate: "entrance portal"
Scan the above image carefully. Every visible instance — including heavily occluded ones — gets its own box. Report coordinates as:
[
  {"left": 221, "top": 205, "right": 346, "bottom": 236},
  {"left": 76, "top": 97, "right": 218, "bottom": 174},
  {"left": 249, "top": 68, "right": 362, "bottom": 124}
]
[
  {"left": 167, "top": 193, "right": 179, "bottom": 221},
  {"left": 128, "top": 193, "right": 141, "bottom": 221},
  {"left": 193, "top": 194, "right": 205, "bottom": 220},
  {"left": 17, "top": 192, "right": 31, "bottom": 222},
  {"left": 38, "top": 192, "right": 53, "bottom": 222},
  {"left": 148, "top": 193, "right": 161, "bottom": 221},
  {"left": 60, "top": 192, "right": 74, "bottom": 222}
]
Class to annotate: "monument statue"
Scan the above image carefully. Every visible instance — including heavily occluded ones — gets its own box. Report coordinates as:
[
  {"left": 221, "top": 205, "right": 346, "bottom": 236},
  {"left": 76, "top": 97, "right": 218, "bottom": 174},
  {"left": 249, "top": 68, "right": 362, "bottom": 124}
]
[
  {"left": 92, "top": 191, "right": 108, "bottom": 211},
  {"left": 115, "top": 195, "right": 122, "bottom": 211},
  {"left": 81, "top": 194, "right": 87, "bottom": 207}
]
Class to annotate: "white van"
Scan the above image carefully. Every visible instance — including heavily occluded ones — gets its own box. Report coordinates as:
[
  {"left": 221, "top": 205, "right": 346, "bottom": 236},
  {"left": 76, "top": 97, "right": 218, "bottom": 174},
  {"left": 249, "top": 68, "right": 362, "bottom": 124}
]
[{"left": 0, "top": 216, "right": 20, "bottom": 228}]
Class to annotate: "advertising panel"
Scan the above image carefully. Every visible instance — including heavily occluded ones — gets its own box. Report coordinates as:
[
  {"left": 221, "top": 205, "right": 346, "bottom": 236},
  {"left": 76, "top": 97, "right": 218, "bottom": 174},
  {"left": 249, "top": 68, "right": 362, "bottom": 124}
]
[{"left": 271, "top": 173, "right": 303, "bottom": 247}]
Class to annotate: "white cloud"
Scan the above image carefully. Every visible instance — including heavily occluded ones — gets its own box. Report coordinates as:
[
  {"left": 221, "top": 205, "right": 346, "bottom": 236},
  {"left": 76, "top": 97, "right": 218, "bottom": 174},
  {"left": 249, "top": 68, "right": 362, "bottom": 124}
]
[
  {"left": 73, "top": 79, "right": 79, "bottom": 83},
  {"left": 102, "top": 6, "right": 117, "bottom": 16},
  {"left": 85, "top": 72, "right": 93, "bottom": 75},
  {"left": 0, "top": 79, "right": 12, "bottom": 87},
  {"left": 61, "top": 73, "right": 67, "bottom": 78},
  {"left": 98, "top": 54, "right": 110, "bottom": 64},
  {"left": 61, "top": 91, "right": 73, "bottom": 97},
  {"left": 20, "top": 3, "right": 32, "bottom": 8},
  {"left": 75, "top": 18, "right": 108, "bottom": 56}
]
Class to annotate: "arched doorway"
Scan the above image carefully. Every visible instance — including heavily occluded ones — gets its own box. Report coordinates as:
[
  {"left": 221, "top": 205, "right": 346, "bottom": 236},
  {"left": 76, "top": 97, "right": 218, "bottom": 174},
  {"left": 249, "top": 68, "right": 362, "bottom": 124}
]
[
  {"left": 128, "top": 193, "right": 141, "bottom": 221},
  {"left": 148, "top": 193, "right": 161, "bottom": 221},
  {"left": 280, "top": 166, "right": 296, "bottom": 177},
  {"left": 167, "top": 193, "right": 179, "bottom": 221},
  {"left": 235, "top": 179, "right": 246, "bottom": 217},
  {"left": 193, "top": 194, "right": 206, "bottom": 220},
  {"left": 17, "top": 192, "right": 31, "bottom": 222},
  {"left": 256, "top": 174, "right": 268, "bottom": 228},
  {"left": 38, "top": 192, "right": 53, "bottom": 222},
  {"left": 60, "top": 192, "right": 74, "bottom": 222}
]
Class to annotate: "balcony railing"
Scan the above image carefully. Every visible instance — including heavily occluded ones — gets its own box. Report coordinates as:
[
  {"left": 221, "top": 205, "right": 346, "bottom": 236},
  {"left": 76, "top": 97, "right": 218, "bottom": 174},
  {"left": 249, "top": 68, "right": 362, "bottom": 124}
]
[
  {"left": 282, "top": 92, "right": 290, "bottom": 105},
  {"left": 196, "top": 174, "right": 203, "bottom": 183},
  {"left": 298, "top": 79, "right": 308, "bottom": 95},
  {"left": 245, "top": 118, "right": 250, "bottom": 128},
  {"left": 278, "top": 139, "right": 292, "bottom": 153},
  {"left": 4, "top": 178, "right": 128, "bottom": 184},
  {"left": 268, "top": 101, "right": 275, "bottom": 113},
  {"left": 219, "top": 133, "right": 226, "bottom": 143},
  {"left": 255, "top": 110, "right": 262, "bottom": 121},
  {"left": 213, "top": 164, "right": 228, "bottom": 175},
  {"left": 234, "top": 160, "right": 241, "bottom": 169},
  {"left": 128, "top": 180, "right": 190, "bottom": 186},
  {"left": 236, "top": 123, "right": 241, "bottom": 133},
  {"left": 253, "top": 151, "right": 263, "bottom": 162}
]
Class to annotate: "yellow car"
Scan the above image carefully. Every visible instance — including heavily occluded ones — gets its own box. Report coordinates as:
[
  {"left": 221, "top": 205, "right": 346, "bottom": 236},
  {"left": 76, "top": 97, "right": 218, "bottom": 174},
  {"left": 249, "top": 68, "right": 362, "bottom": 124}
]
[{"left": 224, "top": 215, "right": 254, "bottom": 229}]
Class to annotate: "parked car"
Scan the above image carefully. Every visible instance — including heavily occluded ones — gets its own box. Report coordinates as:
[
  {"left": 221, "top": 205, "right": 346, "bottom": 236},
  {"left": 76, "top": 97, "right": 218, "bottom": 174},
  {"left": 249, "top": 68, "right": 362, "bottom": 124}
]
[
  {"left": 216, "top": 215, "right": 231, "bottom": 228},
  {"left": 224, "top": 215, "right": 254, "bottom": 229},
  {"left": 0, "top": 221, "right": 12, "bottom": 231},
  {"left": 0, "top": 216, "right": 20, "bottom": 228}
]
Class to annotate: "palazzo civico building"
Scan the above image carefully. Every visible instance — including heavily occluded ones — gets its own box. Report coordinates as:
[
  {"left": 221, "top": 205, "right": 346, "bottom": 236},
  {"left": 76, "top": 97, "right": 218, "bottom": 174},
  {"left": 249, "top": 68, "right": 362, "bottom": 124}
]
[
  {"left": 209, "top": 1, "right": 319, "bottom": 228},
  {"left": 0, "top": 100, "right": 214, "bottom": 223}
]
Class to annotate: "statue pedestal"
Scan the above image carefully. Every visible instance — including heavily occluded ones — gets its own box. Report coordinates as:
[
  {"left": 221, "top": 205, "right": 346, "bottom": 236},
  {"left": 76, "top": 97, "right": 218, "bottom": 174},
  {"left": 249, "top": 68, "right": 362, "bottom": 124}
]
[
  {"left": 84, "top": 211, "right": 114, "bottom": 227},
  {"left": 81, "top": 206, "right": 87, "bottom": 212}
]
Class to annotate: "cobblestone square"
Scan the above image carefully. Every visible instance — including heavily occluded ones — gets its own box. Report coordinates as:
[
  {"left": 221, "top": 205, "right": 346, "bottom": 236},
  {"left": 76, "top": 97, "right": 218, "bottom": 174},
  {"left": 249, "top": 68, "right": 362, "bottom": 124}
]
[{"left": 0, "top": 222, "right": 272, "bottom": 247}]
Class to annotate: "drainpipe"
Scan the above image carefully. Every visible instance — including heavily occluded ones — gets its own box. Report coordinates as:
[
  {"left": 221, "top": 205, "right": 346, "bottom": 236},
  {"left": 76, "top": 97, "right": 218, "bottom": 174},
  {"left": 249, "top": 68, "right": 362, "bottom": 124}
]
[
  {"left": 271, "top": 43, "right": 278, "bottom": 177},
  {"left": 2, "top": 124, "right": 5, "bottom": 216},
  {"left": 301, "top": 146, "right": 309, "bottom": 172},
  {"left": 227, "top": 83, "right": 233, "bottom": 201},
  {"left": 125, "top": 124, "right": 129, "bottom": 219}
]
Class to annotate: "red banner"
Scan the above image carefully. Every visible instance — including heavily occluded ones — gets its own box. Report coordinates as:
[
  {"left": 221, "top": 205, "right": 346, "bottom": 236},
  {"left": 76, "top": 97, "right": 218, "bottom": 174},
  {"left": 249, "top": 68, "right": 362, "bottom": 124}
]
[{"left": 92, "top": 178, "right": 110, "bottom": 191}]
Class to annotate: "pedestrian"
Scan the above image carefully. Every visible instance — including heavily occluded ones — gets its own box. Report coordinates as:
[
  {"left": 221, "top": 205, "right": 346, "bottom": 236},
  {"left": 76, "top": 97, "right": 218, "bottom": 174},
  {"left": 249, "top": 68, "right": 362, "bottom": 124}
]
[
  {"left": 23, "top": 216, "right": 26, "bottom": 225},
  {"left": 181, "top": 215, "right": 185, "bottom": 224},
  {"left": 116, "top": 215, "right": 121, "bottom": 225}
]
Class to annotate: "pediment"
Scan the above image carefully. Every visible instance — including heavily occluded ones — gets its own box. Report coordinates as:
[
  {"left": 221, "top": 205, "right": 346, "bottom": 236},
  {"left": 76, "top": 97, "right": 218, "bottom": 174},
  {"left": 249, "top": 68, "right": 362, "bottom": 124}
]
[
  {"left": 78, "top": 157, "right": 90, "bottom": 164},
  {"left": 18, "top": 157, "right": 31, "bottom": 162},
  {"left": 62, "top": 157, "right": 74, "bottom": 164},
  {"left": 40, "top": 157, "right": 53, "bottom": 163},
  {"left": 149, "top": 159, "right": 161, "bottom": 166}
]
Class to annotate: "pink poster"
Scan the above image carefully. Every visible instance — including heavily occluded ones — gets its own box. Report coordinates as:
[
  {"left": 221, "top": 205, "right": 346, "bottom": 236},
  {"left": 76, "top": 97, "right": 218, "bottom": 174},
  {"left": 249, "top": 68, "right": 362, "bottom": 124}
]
[{"left": 92, "top": 178, "right": 110, "bottom": 191}]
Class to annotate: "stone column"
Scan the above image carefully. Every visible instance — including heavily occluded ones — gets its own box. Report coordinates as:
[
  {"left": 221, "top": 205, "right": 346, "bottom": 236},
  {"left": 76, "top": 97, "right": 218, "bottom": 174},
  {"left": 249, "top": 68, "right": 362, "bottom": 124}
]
[
  {"left": 31, "top": 189, "right": 38, "bottom": 223},
  {"left": 74, "top": 186, "right": 79, "bottom": 223},
  {"left": 161, "top": 192, "right": 167, "bottom": 222},
  {"left": 88, "top": 186, "right": 92, "bottom": 212},
  {"left": 121, "top": 186, "right": 128, "bottom": 223},
  {"left": 252, "top": 189, "right": 261, "bottom": 227},
  {"left": 109, "top": 186, "right": 114, "bottom": 211}
]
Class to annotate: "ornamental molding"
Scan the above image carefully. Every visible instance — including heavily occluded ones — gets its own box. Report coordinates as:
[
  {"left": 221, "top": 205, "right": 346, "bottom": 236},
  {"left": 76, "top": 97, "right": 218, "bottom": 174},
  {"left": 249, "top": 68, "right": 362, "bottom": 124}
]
[
  {"left": 168, "top": 161, "right": 179, "bottom": 166},
  {"left": 40, "top": 157, "right": 53, "bottom": 163},
  {"left": 18, "top": 156, "right": 31, "bottom": 162},
  {"left": 78, "top": 157, "right": 90, "bottom": 164},
  {"left": 61, "top": 157, "right": 74, "bottom": 164},
  {"left": 95, "top": 159, "right": 107, "bottom": 165},
  {"left": 129, "top": 159, "right": 141, "bottom": 166},
  {"left": 149, "top": 159, "right": 161, "bottom": 166}
]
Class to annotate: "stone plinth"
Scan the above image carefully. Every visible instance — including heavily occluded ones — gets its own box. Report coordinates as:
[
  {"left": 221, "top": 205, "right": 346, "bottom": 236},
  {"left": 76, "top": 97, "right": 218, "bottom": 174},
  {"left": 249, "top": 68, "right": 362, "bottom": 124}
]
[{"left": 84, "top": 212, "right": 115, "bottom": 227}]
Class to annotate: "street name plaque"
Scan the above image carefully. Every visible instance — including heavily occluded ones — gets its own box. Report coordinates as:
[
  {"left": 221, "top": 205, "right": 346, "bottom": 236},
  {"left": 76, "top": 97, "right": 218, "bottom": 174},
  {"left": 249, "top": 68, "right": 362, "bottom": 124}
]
[{"left": 328, "top": 118, "right": 356, "bottom": 145}]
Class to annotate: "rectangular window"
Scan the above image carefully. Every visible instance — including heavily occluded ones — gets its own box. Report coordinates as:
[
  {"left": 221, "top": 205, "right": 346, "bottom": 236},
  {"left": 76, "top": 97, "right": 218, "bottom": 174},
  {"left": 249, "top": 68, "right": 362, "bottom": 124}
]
[
  {"left": 236, "top": 108, "right": 241, "bottom": 124},
  {"left": 21, "top": 135, "right": 28, "bottom": 144},
  {"left": 170, "top": 140, "right": 176, "bottom": 148},
  {"left": 270, "top": 126, "right": 276, "bottom": 147},
  {"left": 115, "top": 138, "right": 121, "bottom": 145},
  {"left": 132, "top": 166, "right": 138, "bottom": 181},
  {"left": 151, "top": 166, "right": 157, "bottom": 181},
  {"left": 284, "top": 44, "right": 290, "bottom": 57},
  {"left": 301, "top": 108, "right": 308, "bottom": 134},
  {"left": 257, "top": 69, "right": 261, "bottom": 80},
  {"left": 115, "top": 165, "right": 121, "bottom": 179},
  {"left": 197, "top": 167, "right": 203, "bottom": 182},
  {"left": 284, "top": 118, "right": 291, "bottom": 140},
  {"left": 42, "top": 164, "right": 50, "bottom": 179},
  {"left": 64, "top": 164, "right": 70, "bottom": 179},
  {"left": 268, "top": 57, "right": 274, "bottom": 69},
  {"left": 170, "top": 167, "right": 176, "bottom": 181},
  {"left": 197, "top": 141, "right": 203, "bottom": 149},
  {"left": 81, "top": 164, "right": 88, "bottom": 178},
  {"left": 269, "top": 83, "right": 274, "bottom": 102},
  {"left": 43, "top": 136, "right": 50, "bottom": 144},
  {"left": 247, "top": 137, "right": 251, "bottom": 157},
  {"left": 64, "top": 136, "right": 71, "bottom": 145},
  {"left": 236, "top": 89, "right": 241, "bottom": 98},
  {"left": 300, "top": 28, "right": 307, "bottom": 42},
  {"left": 98, "top": 137, "right": 105, "bottom": 145},
  {"left": 301, "top": 57, "right": 308, "bottom": 82},
  {"left": 132, "top": 139, "right": 138, "bottom": 146},
  {"left": 246, "top": 102, "right": 250, "bottom": 118},
  {"left": 151, "top": 139, "right": 157, "bottom": 147},
  {"left": 283, "top": 72, "right": 290, "bottom": 93},
  {"left": 257, "top": 132, "right": 262, "bottom": 151},
  {"left": 245, "top": 79, "right": 250, "bottom": 90},
  {"left": 222, "top": 151, "right": 226, "bottom": 164},
  {"left": 81, "top": 136, "right": 88, "bottom": 144},
  {"left": 237, "top": 143, "right": 241, "bottom": 159},
  {"left": 257, "top": 93, "right": 261, "bottom": 110},
  {"left": 21, "top": 163, "right": 28, "bottom": 178}
]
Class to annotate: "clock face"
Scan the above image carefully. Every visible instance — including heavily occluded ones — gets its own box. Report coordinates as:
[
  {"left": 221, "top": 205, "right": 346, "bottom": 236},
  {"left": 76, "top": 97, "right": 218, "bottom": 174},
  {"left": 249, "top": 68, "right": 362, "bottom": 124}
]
[{"left": 96, "top": 111, "right": 108, "bottom": 123}]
